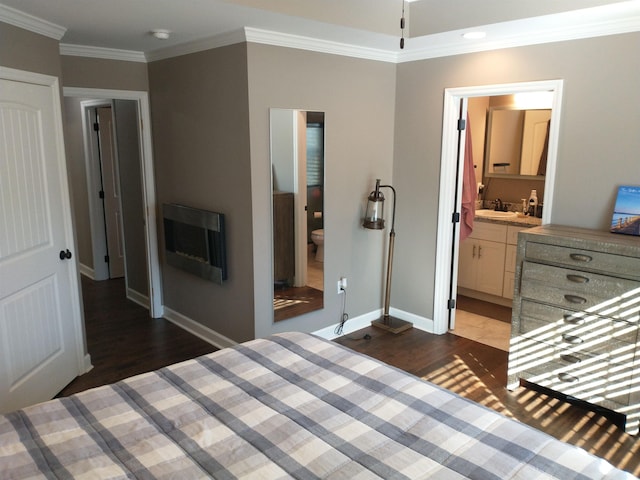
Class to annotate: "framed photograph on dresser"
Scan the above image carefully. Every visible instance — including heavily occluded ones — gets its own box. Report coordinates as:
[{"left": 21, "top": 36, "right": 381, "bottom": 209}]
[{"left": 610, "top": 185, "right": 640, "bottom": 236}]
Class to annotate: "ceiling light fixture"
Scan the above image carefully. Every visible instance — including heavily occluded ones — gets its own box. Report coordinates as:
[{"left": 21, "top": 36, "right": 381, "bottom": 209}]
[
  {"left": 151, "top": 29, "right": 171, "bottom": 40},
  {"left": 462, "top": 31, "right": 486, "bottom": 40}
]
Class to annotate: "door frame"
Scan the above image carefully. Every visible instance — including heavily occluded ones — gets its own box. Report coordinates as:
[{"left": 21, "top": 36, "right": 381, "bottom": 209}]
[
  {"left": 432, "top": 80, "right": 563, "bottom": 335},
  {"left": 64, "top": 87, "right": 163, "bottom": 318}
]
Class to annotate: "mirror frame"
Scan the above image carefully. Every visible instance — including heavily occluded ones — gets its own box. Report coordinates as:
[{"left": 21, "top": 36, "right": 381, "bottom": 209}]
[
  {"left": 484, "top": 105, "right": 553, "bottom": 180},
  {"left": 270, "top": 108, "right": 325, "bottom": 322}
]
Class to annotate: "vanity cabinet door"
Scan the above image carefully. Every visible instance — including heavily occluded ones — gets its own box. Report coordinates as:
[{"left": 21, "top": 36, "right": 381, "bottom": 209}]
[
  {"left": 476, "top": 239, "right": 506, "bottom": 296},
  {"left": 457, "top": 239, "right": 477, "bottom": 291},
  {"left": 458, "top": 238, "right": 506, "bottom": 296}
]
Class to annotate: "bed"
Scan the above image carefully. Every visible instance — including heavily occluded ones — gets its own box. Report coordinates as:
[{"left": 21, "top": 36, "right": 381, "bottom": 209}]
[{"left": 0, "top": 332, "right": 634, "bottom": 479}]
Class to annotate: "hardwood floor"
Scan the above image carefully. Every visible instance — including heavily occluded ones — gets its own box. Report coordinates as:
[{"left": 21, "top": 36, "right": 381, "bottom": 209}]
[
  {"left": 56, "top": 276, "right": 217, "bottom": 397},
  {"left": 273, "top": 285, "right": 323, "bottom": 321},
  {"left": 59, "top": 277, "right": 639, "bottom": 475},
  {"left": 335, "top": 326, "right": 640, "bottom": 476}
]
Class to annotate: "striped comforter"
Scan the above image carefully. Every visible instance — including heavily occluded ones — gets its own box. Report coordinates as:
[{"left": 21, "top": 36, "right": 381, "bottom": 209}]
[{"left": 0, "top": 332, "right": 634, "bottom": 479}]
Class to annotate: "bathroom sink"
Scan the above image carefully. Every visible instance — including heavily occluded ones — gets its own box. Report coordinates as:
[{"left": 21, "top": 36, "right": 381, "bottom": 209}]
[{"left": 475, "top": 209, "right": 518, "bottom": 220}]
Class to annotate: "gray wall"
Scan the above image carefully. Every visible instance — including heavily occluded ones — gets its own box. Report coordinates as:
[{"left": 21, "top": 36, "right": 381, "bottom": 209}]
[
  {"left": 61, "top": 55, "right": 148, "bottom": 91},
  {"left": 0, "top": 22, "right": 61, "bottom": 77},
  {"left": 392, "top": 32, "right": 640, "bottom": 322},
  {"left": 148, "top": 43, "right": 255, "bottom": 342},
  {"left": 246, "top": 43, "right": 397, "bottom": 338}
]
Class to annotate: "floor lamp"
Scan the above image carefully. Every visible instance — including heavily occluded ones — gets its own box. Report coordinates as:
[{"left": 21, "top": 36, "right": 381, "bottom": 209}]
[{"left": 363, "top": 179, "right": 413, "bottom": 334}]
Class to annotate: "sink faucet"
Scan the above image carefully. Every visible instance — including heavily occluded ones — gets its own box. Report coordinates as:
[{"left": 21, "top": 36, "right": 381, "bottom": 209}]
[{"left": 494, "top": 198, "right": 503, "bottom": 211}]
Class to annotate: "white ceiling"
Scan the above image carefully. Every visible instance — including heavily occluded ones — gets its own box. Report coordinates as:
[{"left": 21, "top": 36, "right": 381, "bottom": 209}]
[{"left": 1, "top": 0, "right": 639, "bottom": 62}]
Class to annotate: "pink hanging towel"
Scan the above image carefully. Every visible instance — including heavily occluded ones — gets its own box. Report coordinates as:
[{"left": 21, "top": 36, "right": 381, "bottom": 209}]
[{"left": 460, "top": 113, "right": 476, "bottom": 241}]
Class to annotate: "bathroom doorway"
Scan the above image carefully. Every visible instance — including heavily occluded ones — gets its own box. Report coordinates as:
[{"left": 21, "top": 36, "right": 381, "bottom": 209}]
[{"left": 431, "top": 80, "right": 563, "bottom": 339}]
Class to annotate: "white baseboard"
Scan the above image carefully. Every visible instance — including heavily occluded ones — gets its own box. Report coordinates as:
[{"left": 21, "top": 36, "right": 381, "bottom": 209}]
[
  {"left": 83, "top": 354, "right": 93, "bottom": 374},
  {"left": 389, "top": 307, "right": 435, "bottom": 333},
  {"left": 78, "top": 263, "right": 94, "bottom": 279},
  {"left": 162, "top": 307, "right": 237, "bottom": 350},
  {"left": 126, "top": 287, "right": 149, "bottom": 309},
  {"left": 313, "top": 310, "right": 381, "bottom": 340},
  {"left": 313, "top": 308, "right": 436, "bottom": 340}
]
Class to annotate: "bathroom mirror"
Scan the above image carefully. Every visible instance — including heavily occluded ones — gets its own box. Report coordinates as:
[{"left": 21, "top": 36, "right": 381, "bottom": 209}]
[
  {"left": 270, "top": 109, "right": 325, "bottom": 322},
  {"left": 484, "top": 105, "right": 552, "bottom": 178}
]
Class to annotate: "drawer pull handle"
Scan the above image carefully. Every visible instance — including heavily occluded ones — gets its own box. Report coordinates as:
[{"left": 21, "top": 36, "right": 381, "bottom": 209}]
[
  {"left": 562, "top": 334, "right": 584, "bottom": 345},
  {"left": 564, "top": 294, "right": 587, "bottom": 304},
  {"left": 569, "top": 253, "right": 592, "bottom": 263},
  {"left": 566, "top": 274, "right": 589, "bottom": 284},
  {"left": 560, "top": 354, "right": 581, "bottom": 364},
  {"left": 563, "top": 314, "right": 584, "bottom": 325},
  {"left": 558, "top": 372, "right": 579, "bottom": 383}
]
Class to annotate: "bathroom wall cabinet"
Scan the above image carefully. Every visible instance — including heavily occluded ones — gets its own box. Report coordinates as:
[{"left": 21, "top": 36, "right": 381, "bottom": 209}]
[{"left": 507, "top": 225, "right": 640, "bottom": 434}]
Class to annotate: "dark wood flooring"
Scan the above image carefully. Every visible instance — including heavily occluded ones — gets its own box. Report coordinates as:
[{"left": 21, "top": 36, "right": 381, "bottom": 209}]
[
  {"left": 59, "top": 277, "right": 639, "bottom": 475},
  {"left": 56, "top": 276, "right": 217, "bottom": 397},
  {"left": 274, "top": 285, "right": 323, "bottom": 322},
  {"left": 335, "top": 326, "right": 640, "bottom": 476}
]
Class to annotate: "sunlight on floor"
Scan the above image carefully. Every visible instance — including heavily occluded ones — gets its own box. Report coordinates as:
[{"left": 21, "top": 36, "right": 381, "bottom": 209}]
[{"left": 421, "top": 353, "right": 640, "bottom": 474}]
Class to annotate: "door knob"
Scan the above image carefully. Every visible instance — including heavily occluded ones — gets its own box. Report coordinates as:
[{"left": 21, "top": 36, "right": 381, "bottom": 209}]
[{"left": 59, "top": 249, "right": 72, "bottom": 260}]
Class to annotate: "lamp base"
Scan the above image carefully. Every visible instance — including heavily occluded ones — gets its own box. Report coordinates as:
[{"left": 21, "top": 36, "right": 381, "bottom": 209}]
[{"left": 371, "top": 315, "right": 413, "bottom": 334}]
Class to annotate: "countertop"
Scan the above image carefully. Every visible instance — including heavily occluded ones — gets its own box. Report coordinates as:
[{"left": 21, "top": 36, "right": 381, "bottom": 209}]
[{"left": 474, "top": 213, "right": 542, "bottom": 228}]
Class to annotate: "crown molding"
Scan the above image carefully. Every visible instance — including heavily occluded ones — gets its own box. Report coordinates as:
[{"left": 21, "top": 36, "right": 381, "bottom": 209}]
[
  {"left": 9, "top": 1, "right": 636, "bottom": 64},
  {"left": 243, "top": 27, "right": 399, "bottom": 63},
  {"left": 145, "top": 29, "right": 246, "bottom": 62},
  {"left": 0, "top": 3, "right": 66, "bottom": 40},
  {"left": 60, "top": 44, "right": 147, "bottom": 63},
  {"left": 398, "top": 5, "right": 640, "bottom": 63}
]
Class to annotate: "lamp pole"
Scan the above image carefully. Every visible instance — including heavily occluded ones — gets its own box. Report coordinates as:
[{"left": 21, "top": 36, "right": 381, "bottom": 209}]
[
  {"left": 381, "top": 184, "right": 396, "bottom": 321},
  {"left": 364, "top": 180, "right": 412, "bottom": 334}
]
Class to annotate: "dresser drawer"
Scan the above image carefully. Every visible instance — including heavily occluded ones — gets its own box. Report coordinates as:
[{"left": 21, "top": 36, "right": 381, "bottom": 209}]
[
  {"left": 516, "top": 300, "right": 639, "bottom": 354},
  {"left": 520, "top": 262, "right": 640, "bottom": 318},
  {"left": 525, "top": 242, "right": 640, "bottom": 278},
  {"left": 519, "top": 349, "right": 635, "bottom": 408}
]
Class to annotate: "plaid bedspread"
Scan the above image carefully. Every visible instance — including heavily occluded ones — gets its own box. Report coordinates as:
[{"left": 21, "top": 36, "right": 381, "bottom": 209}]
[{"left": 0, "top": 332, "right": 634, "bottom": 479}]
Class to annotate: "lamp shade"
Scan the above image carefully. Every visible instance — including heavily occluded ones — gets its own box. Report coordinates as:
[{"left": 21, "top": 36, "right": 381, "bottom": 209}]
[{"left": 363, "top": 180, "right": 385, "bottom": 229}]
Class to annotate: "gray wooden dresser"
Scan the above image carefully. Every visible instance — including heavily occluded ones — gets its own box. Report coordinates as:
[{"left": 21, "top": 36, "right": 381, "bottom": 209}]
[{"left": 507, "top": 224, "right": 640, "bottom": 434}]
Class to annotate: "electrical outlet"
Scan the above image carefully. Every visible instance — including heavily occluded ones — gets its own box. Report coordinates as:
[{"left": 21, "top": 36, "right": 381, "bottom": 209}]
[{"left": 337, "top": 277, "right": 347, "bottom": 294}]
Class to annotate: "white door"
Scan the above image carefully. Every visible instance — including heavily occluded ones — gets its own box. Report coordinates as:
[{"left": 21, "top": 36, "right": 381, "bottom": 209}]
[
  {"left": 0, "top": 71, "right": 84, "bottom": 413},
  {"left": 97, "top": 106, "right": 125, "bottom": 278}
]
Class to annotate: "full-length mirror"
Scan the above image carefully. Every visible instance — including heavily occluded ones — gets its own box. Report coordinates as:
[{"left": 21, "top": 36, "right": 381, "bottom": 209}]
[
  {"left": 484, "top": 103, "right": 553, "bottom": 178},
  {"left": 270, "top": 109, "right": 325, "bottom": 321}
]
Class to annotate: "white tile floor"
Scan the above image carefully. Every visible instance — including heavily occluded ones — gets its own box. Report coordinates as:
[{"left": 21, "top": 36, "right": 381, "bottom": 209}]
[{"left": 451, "top": 309, "right": 511, "bottom": 351}]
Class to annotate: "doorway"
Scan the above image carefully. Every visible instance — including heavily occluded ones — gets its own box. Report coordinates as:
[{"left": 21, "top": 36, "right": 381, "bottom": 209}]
[
  {"left": 85, "top": 103, "right": 125, "bottom": 280},
  {"left": 432, "top": 80, "right": 563, "bottom": 337},
  {"left": 63, "top": 87, "right": 163, "bottom": 318}
]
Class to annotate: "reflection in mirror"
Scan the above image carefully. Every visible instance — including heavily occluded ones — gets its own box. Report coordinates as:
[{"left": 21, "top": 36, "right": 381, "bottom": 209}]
[
  {"left": 483, "top": 92, "right": 554, "bottom": 179},
  {"left": 270, "top": 109, "right": 324, "bottom": 322}
]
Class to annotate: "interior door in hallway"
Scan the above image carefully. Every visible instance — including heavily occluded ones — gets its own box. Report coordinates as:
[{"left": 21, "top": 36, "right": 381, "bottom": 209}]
[
  {"left": 0, "top": 73, "right": 84, "bottom": 412},
  {"left": 96, "top": 106, "right": 125, "bottom": 278}
]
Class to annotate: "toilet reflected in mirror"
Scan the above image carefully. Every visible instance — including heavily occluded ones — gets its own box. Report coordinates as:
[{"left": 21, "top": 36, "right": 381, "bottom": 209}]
[
  {"left": 311, "top": 229, "right": 324, "bottom": 262},
  {"left": 270, "top": 109, "right": 325, "bottom": 322}
]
